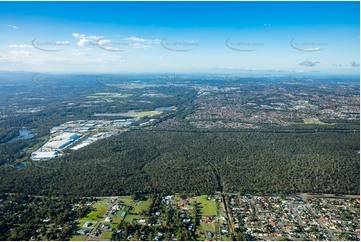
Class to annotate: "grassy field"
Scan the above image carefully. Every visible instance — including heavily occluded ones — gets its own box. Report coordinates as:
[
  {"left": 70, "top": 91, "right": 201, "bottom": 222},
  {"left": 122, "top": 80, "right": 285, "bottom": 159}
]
[
  {"left": 82, "top": 199, "right": 109, "bottom": 221},
  {"left": 303, "top": 118, "right": 328, "bottom": 125},
  {"left": 97, "top": 226, "right": 113, "bottom": 240},
  {"left": 118, "top": 196, "right": 134, "bottom": 204},
  {"left": 304, "top": 101, "right": 317, "bottom": 108},
  {"left": 94, "top": 92, "right": 113, "bottom": 95},
  {"left": 197, "top": 195, "right": 217, "bottom": 217},
  {"left": 201, "top": 221, "right": 216, "bottom": 232},
  {"left": 123, "top": 214, "right": 141, "bottom": 223},
  {"left": 197, "top": 222, "right": 216, "bottom": 240},
  {"left": 69, "top": 235, "right": 86, "bottom": 241},
  {"left": 127, "top": 111, "right": 160, "bottom": 118},
  {"left": 77, "top": 219, "right": 96, "bottom": 229},
  {"left": 131, "top": 197, "right": 152, "bottom": 214},
  {"left": 95, "top": 222, "right": 119, "bottom": 240},
  {"left": 109, "top": 83, "right": 159, "bottom": 89},
  {"left": 221, "top": 234, "right": 232, "bottom": 241},
  {"left": 111, "top": 210, "right": 123, "bottom": 224},
  {"left": 86, "top": 93, "right": 134, "bottom": 99}
]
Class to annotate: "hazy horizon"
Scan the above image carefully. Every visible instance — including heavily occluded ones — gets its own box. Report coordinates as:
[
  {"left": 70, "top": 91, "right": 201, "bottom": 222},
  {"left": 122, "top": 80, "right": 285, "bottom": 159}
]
[{"left": 0, "top": 1, "right": 359, "bottom": 75}]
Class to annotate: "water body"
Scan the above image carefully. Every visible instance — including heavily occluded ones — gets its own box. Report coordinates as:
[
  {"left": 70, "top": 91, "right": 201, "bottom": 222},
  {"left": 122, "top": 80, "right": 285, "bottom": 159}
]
[
  {"left": 19, "top": 129, "right": 34, "bottom": 139},
  {"left": 3, "top": 129, "right": 35, "bottom": 144},
  {"left": 155, "top": 106, "right": 173, "bottom": 111},
  {"left": 17, "top": 162, "right": 26, "bottom": 168}
]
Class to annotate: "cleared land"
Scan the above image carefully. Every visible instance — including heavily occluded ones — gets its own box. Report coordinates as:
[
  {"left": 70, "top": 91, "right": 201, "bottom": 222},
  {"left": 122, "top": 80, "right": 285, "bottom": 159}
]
[
  {"left": 127, "top": 111, "right": 160, "bottom": 118},
  {"left": 81, "top": 199, "right": 109, "bottom": 221},
  {"left": 70, "top": 235, "right": 86, "bottom": 241},
  {"left": 197, "top": 195, "right": 217, "bottom": 217},
  {"left": 303, "top": 118, "right": 331, "bottom": 125},
  {"left": 131, "top": 197, "right": 152, "bottom": 214},
  {"left": 86, "top": 93, "right": 134, "bottom": 99},
  {"left": 93, "top": 110, "right": 161, "bottom": 117}
]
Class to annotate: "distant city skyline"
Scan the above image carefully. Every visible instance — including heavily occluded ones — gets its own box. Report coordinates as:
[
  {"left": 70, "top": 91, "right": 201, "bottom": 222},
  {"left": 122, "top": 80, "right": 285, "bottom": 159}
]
[{"left": 0, "top": 1, "right": 359, "bottom": 75}]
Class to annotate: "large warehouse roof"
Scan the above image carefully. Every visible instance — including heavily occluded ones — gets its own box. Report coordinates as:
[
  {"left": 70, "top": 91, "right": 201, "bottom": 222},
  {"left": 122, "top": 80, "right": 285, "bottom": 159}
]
[
  {"left": 31, "top": 151, "right": 59, "bottom": 161},
  {"left": 44, "top": 132, "right": 81, "bottom": 149}
]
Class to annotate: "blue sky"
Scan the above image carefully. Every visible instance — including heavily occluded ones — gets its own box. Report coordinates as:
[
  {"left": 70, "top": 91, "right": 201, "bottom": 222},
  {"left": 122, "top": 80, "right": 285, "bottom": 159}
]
[{"left": 0, "top": 1, "right": 359, "bottom": 74}]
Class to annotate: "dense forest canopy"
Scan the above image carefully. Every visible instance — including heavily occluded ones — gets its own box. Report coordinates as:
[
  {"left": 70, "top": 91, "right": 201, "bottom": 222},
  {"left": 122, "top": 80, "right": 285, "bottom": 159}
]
[{"left": 0, "top": 130, "right": 358, "bottom": 196}]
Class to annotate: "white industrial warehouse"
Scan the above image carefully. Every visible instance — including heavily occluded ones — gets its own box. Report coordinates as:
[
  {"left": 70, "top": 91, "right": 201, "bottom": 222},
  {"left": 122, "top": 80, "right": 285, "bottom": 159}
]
[
  {"left": 30, "top": 132, "right": 82, "bottom": 161},
  {"left": 30, "top": 151, "right": 59, "bottom": 161}
]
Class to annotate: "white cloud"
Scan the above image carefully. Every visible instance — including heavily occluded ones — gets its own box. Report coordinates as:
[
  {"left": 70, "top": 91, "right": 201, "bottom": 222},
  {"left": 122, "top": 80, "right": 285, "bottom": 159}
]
[
  {"left": 117, "top": 56, "right": 128, "bottom": 60},
  {"left": 9, "top": 50, "right": 31, "bottom": 58},
  {"left": 72, "top": 33, "right": 103, "bottom": 47},
  {"left": 123, "top": 36, "right": 156, "bottom": 49},
  {"left": 72, "top": 52, "right": 89, "bottom": 56},
  {"left": 0, "top": 50, "right": 33, "bottom": 64},
  {"left": 0, "top": 46, "right": 126, "bottom": 68},
  {"left": 97, "top": 39, "right": 138, "bottom": 52},
  {"left": 66, "top": 33, "right": 160, "bottom": 54},
  {"left": 77, "top": 39, "right": 94, "bottom": 47},
  {"left": 74, "top": 34, "right": 158, "bottom": 52},
  {"left": 125, "top": 36, "right": 146, "bottom": 42},
  {"left": 299, "top": 60, "right": 320, "bottom": 67},
  {"left": 8, "top": 44, "right": 32, "bottom": 48},
  {"left": 130, "top": 43, "right": 152, "bottom": 49},
  {"left": 7, "top": 25, "right": 19, "bottom": 30},
  {"left": 87, "top": 35, "right": 103, "bottom": 40},
  {"left": 98, "top": 39, "right": 112, "bottom": 45},
  {"left": 72, "top": 33, "right": 102, "bottom": 40},
  {"left": 55, "top": 41, "right": 70, "bottom": 45},
  {"left": 72, "top": 33, "right": 86, "bottom": 39}
]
